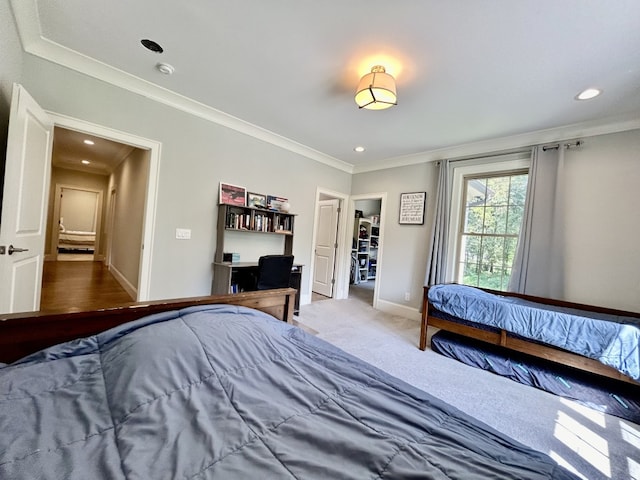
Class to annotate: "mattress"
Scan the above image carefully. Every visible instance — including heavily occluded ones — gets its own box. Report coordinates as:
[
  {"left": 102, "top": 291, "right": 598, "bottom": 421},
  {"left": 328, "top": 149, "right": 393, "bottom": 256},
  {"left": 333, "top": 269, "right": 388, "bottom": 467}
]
[
  {"left": 431, "top": 329, "right": 640, "bottom": 424},
  {"left": 0, "top": 305, "right": 578, "bottom": 479},
  {"left": 59, "top": 230, "right": 96, "bottom": 245}
]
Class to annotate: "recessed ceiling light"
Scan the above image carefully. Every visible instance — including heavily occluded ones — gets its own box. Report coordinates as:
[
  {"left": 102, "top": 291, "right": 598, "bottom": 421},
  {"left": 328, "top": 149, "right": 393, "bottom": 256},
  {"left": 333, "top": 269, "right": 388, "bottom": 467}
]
[
  {"left": 141, "top": 39, "right": 164, "bottom": 53},
  {"left": 83, "top": 139, "right": 94, "bottom": 145},
  {"left": 354, "top": 146, "right": 365, "bottom": 152},
  {"left": 575, "top": 88, "right": 602, "bottom": 100},
  {"left": 81, "top": 160, "right": 90, "bottom": 165}
]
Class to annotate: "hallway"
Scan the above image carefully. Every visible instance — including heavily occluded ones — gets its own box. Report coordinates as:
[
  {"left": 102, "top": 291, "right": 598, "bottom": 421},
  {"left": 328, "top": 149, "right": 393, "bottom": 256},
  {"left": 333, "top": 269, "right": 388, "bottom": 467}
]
[{"left": 40, "top": 261, "right": 133, "bottom": 312}]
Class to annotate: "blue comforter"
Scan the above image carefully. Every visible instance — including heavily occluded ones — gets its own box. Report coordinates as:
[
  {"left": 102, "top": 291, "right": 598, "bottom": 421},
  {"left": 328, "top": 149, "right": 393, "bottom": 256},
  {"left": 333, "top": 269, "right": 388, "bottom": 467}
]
[
  {"left": 0, "top": 305, "right": 577, "bottom": 479},
  {"left": 428, "top": 284, "right": 640, "bottom": 381}
]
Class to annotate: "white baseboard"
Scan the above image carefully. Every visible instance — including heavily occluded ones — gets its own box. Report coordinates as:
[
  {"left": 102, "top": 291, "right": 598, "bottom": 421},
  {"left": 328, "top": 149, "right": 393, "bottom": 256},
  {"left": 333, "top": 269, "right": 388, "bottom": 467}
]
[
  {"left": 375, "top": 298, "right": 422, "bottom": 321},
  {"left": 109, "top": 265, "right": 137, "bottom": 300}
]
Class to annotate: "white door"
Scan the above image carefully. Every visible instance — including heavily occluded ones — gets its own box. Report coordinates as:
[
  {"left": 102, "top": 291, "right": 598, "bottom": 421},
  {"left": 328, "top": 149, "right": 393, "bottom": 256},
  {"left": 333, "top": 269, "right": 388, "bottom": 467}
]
[
  {"left": 0, "top": 84, "right": 54, "bottom": 314},
  {"left": 312, "top": 199, "right": 339, "bottom": 297}
]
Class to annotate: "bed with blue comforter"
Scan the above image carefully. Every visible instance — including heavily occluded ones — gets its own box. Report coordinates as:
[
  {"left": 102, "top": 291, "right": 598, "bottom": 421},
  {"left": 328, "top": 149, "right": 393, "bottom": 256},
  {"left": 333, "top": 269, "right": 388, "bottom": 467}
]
[
  {"left": 1, "top": 303, "right": 577, "bottom": 479},
  {"left": 422, "top": 284, "right": 640, "bottom": 382}
]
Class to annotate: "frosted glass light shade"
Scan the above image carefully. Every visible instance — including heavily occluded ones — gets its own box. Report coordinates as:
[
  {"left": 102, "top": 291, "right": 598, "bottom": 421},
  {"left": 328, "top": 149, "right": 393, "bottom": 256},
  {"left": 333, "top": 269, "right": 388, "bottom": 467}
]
[{"left": 355, "top": 65, "right": 397, "bottom": 110}]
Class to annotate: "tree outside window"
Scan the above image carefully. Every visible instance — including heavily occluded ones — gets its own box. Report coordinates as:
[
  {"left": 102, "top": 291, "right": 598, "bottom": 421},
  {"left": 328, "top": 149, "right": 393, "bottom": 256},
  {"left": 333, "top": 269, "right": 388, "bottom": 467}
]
[{"left": 457, "top": 171, "right": 528, "bottom": 290}]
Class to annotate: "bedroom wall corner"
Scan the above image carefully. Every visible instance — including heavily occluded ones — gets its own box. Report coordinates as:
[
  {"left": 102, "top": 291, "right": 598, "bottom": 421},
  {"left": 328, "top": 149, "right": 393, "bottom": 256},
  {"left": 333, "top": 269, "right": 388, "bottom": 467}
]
[
  {"left": 351, "top": 162, "right": 438, "bottom": 310},
  {"left": 19, "top": 54, "right": 351, "bottom": 302}
]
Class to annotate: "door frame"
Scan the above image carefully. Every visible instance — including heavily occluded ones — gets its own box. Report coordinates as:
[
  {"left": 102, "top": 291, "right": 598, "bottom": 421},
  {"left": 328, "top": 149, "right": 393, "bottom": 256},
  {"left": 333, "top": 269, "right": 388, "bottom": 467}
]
[
  {"left": 50, "top": 184, "right": 104, "bottom": 261},
  {"left": 344, "top": 192, "right": 387, "bottom": 309},
  {"left": 311, "top": 198, "right": 340, "bottom": 297},
  {"left": 309, "top": 188, "right": 350, "bottom": 302},
  {"left": 47, "top": 112, "right": 161, "bottom": 301}
]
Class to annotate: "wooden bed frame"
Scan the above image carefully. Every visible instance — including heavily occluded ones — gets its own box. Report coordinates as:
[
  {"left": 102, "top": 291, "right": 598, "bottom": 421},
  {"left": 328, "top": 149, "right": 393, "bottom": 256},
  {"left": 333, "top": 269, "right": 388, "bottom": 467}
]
[
  {"left": 420, "top": 285, "right": 640, "bottom": 385},
  {"left": 0, "top": 288, "right": 296, "bottom": 364}
]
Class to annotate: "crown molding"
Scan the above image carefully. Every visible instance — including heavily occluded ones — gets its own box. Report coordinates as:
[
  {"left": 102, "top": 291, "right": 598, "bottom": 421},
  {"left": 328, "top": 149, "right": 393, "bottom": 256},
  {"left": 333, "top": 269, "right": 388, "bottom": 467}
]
[
  {"left": 353, "top": 113, "right": 640, "bottom": 174},
  {"left": 10, "top": 0, "right": 354, "bottom": 174},
  {"left": 12, "top": 0, "right": 639, "bottom": 177}
]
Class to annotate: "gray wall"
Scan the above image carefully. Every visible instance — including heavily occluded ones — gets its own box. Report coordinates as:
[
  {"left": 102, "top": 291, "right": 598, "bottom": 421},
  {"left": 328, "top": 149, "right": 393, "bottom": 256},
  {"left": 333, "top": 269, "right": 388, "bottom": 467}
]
[
  {"left": 108, "top": 148, "right": 149, "bottom": 291},
  {"left": 0, "top": 0, "right": 24, "bottom": 205},
  {"left": 353, "top": 129, "right": 640, "bottom": 313},
  {"left": 3, "top": 4, "right": 638, "bottom": 312},
  {"left": 352, "top": 163, "right": 438, "bottom": 310},
  {"left": 523, "top": 129, "right": 640, "bottom": 312},
  {"left": 17, "top": 54, "right": 351, "bottom": 300}
]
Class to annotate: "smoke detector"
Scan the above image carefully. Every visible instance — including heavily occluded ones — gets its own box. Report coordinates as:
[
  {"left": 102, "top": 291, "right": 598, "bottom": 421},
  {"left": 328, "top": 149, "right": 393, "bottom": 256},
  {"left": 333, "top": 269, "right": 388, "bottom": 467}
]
[{"left": 156, "top": 63, "right": 175, "bottom": 75}]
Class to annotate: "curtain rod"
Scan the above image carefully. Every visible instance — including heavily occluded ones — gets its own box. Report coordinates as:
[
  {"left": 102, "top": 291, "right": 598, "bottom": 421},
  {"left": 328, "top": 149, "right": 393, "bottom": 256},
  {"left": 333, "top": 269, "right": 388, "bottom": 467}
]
[
  {"left": 443, "top": 148, "right": 531, "bottom": 164},
  {"left": 542, "top": 140, "right": 582, "bottom": 152}
]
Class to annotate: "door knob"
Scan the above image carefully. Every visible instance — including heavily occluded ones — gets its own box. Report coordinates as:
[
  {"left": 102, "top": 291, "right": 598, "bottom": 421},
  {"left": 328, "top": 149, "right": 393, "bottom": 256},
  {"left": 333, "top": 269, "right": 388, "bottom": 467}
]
[{"left": 8, "top": 245, "right": 29, "bottom": 255}]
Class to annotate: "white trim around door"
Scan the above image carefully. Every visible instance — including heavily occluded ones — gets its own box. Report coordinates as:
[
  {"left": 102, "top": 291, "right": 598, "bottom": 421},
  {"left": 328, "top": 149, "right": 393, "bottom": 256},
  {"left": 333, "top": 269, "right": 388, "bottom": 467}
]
[
  {"left": 309, "top": 188, "right": 350, "bottom": 303},
  {"left": 47, "top": 112, "right": 161, "bottom": 302},
  {"left": 345, "top": 192, "right": 387, "bottom": 310}
]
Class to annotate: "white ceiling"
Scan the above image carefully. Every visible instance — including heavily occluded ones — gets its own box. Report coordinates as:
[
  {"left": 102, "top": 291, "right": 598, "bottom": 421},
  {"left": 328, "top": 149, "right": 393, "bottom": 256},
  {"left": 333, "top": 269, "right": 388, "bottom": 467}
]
[
  {"left": 53, "top": 127, "right": 135, "bottom": 175},
  {"left": 12, "top": 0, "right": 640, "bottom": 173}
]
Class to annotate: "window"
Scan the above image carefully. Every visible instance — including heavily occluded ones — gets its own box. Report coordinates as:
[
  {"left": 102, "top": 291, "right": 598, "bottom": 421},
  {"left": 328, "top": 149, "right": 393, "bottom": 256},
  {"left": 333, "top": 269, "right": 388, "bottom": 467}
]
[{"left": 456, "top": 170, "right": 528, "bottom": 290}]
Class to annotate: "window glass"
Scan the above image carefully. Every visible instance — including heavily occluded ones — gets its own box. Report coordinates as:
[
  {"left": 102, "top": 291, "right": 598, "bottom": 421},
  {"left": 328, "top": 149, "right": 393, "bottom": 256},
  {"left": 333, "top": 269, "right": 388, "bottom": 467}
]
[{"left": 457, "top": 172, "right": 528, "bottom": 290}]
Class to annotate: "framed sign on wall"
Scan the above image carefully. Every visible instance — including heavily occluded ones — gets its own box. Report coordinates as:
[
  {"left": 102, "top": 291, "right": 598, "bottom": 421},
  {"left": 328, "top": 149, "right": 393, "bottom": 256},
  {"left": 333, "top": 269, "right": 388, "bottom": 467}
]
[{"left": 399, "top": 192, "right": 426, "bottom": 225}]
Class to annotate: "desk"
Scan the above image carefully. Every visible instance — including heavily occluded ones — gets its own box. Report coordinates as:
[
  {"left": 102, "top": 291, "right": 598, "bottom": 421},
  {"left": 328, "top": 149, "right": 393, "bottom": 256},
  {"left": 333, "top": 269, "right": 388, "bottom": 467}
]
[{"left": 212, "top": 262, "right": 303, "bottom": 315}]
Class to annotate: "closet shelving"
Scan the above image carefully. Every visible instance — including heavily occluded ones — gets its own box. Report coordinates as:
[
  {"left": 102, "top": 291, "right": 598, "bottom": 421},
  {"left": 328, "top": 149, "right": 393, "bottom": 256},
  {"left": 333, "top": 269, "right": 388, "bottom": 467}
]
[{"left": 353, "top": 218, "right": 377, "bottom": 282}]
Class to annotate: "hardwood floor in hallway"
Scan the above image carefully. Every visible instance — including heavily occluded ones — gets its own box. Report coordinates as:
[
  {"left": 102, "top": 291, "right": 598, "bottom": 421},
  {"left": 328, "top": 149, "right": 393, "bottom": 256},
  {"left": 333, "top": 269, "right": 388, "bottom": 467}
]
[{"left": 40, "top": 261, "right": 134, "bottom": 312}]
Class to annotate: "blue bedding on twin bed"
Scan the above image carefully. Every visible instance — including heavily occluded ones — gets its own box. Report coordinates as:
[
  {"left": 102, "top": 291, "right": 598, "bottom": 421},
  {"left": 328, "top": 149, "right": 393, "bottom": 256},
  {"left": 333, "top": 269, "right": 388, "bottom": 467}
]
[
  {"left": 428, "top": 284, "right": 640, "bottom": 381},
  {"left": 0, "top": 304, "right": 577, "bottom": 479}
]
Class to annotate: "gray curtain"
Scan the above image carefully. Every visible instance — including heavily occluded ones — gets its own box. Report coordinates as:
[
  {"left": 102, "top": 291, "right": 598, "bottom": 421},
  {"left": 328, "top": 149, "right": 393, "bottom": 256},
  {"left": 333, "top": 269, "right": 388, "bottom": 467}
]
[
  {"left": 508, "top": 145, "right": 566, "bottom": 296},
  {"left": 424, "top": 159, "right": 450, "bottom": 286},
  {"left": 508, "top": 147, "right": 538, "bottom": 292}
]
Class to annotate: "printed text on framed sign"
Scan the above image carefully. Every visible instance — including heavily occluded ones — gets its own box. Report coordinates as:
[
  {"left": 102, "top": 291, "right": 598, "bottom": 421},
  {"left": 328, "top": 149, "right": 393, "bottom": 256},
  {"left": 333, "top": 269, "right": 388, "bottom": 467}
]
[{"left": 399, "top": 192, "right": 426, "bottom": 225}]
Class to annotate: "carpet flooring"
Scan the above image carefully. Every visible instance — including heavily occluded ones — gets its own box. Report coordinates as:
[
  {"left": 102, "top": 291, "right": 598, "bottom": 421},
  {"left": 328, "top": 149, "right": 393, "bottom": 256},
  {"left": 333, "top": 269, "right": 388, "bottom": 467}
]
[{"left": 295, "top": 294, "right": 639, "bottom": 480}]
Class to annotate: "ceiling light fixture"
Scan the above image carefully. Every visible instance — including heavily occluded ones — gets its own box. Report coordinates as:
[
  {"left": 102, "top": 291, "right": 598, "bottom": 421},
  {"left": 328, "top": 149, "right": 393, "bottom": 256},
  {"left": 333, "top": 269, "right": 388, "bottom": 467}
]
[
  {"left": 355, "top": 65, "right": 397, "bottom": 110},
  {"left": 83, "top": 139, "right": 94, "bottom": 145},
  {"left": 81, "top": 160, "right": 90, "bottom": 165},
  {"left": 354, "top": 146, "right": 365, "bottom": 152},
  {"left": 575, "top": 88, "right": 602, "bottom": 100}
]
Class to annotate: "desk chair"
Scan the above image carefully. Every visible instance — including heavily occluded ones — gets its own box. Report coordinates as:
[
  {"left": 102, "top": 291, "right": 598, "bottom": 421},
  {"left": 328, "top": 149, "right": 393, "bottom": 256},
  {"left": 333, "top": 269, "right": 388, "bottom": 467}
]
[{"left": 256, "top": 255, "right": 294, "bottom": 290}]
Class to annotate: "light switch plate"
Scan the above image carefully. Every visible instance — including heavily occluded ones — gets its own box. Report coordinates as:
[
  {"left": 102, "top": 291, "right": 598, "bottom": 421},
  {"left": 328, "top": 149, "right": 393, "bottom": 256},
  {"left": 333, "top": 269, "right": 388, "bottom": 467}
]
[{"left": 175, "top": 228, "right": 191, "bottom": 240}]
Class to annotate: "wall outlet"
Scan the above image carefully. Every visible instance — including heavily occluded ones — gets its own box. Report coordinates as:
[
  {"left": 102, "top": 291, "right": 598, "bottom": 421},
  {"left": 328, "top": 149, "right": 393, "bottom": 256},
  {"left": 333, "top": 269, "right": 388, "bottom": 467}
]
[
  {"left": 404, "top": 292, "right": 411, "bottom": 301},
  {"left": 175, "top": 228, "right": 191, "bottom": 240}
]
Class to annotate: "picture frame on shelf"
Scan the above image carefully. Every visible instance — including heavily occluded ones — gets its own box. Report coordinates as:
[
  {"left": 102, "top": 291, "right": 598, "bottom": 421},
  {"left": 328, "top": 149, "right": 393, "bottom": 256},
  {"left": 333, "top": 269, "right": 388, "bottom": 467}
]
[
  {"left": 219, "top": 182, "right": 246, "bottom": 206},
  {"left": 267, "top": 195, "right": 289, "bottom": 212},
  {"left": 399, "top": 191, "right": 426, "bottom": 225},
  {"left": 247, "top": 192, "right": 267, "bottom": 209}
]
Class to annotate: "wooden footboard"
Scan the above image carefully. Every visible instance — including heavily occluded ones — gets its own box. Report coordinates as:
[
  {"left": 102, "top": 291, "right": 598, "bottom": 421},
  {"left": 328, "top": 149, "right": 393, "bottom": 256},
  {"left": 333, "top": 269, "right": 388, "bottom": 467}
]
[
  {"left": 420, "top": 286, "right": 640, "bottom": 385},
  {"left": 0, "top": 288, "right": 296, "bottom": 364}
]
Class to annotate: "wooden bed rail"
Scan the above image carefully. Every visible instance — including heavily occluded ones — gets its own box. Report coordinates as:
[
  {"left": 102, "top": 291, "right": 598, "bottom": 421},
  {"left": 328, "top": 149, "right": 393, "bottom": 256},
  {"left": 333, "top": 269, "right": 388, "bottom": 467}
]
[
  {"left": 420, "top": 285, "right": 640, "bottom": 385},
  {"left": 0, "top": 288, "right": 296, "bottom": 364}
]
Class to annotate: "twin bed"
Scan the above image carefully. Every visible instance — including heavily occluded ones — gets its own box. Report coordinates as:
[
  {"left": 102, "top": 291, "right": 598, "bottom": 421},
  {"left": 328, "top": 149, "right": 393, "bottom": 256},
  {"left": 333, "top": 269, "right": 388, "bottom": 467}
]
[
  {"left": 421, "top": 284, "right": 640, "bottom": 384},
  {"left": 0, "top": 288, "right": 578, "bottom": 479},
  {"left": 57, "top": 225, "right": 96, "bottom": 253},
  {"left": 421, "top": 284, "right": 640, "bottom": 423}
]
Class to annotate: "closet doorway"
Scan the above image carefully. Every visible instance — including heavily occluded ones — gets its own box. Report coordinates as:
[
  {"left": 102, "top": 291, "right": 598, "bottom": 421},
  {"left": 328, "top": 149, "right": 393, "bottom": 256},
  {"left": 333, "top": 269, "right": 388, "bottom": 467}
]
[{"left": 347, "top": 193, "right": 387, "bottom": 308}]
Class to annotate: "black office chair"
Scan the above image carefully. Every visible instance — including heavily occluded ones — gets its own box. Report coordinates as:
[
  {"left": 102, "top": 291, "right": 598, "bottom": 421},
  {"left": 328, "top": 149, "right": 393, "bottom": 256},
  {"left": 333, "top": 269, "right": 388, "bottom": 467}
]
[{"left": 256, "top": 255, "right": 294, "bottom": 290}]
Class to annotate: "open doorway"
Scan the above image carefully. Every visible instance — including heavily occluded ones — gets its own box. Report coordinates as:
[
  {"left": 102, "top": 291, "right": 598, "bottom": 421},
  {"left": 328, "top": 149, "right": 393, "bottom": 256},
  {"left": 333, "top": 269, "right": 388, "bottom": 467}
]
[
  {"left": 346, "top": 193, "right": 387, "bottom": 308},
  {"left": 52, "top": 185, "right": 102, "bottom": 262},
  {"left": 350, "top": 198, "right": 381, "bottom": 306},
  {"left": 39, "top": 117, "right": 160, "bottom": 310}
]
